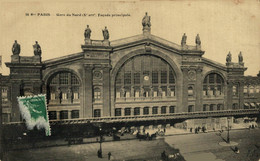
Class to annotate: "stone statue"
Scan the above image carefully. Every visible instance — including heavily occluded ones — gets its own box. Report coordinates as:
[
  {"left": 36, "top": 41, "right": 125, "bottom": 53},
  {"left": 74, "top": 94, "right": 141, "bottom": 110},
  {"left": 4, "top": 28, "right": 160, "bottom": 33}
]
[
  {"left": 121, "top": 87, "right": 126, "bottom": 97},
  {"left": 195, "top": 34, "right": 201, "bottom": 46},
  {"left": 12, "top": 40, "right": 21, "bottom": 55},
  {"left": 181, "top": 33, "right": 187, "bottom": 46},
  {"left": 84, "top": 25, "right": 91, "bottom": 39},
  {"left": 238, "top": 51, "right": 243, "bottom": 63},
  {"left": 158, "top": 87, "right": 163, "bottom": 96},
  {"left": 142, "top": 12, "right": 151, "bottom": 28},
  {"left": 102, "top": 26, "right": 109, "bottom": 40},
  {"left": 140, "top": 86, "right": 144, "bottom": 97},
  {"left": 33, "top": 41, "right": 42, "bottom": 56},
  {"left": 226, "top": 52, "right": 232, "bottom": 63},
  {"left": 167, "top": 86, "right": 172, "bottom": 97}
]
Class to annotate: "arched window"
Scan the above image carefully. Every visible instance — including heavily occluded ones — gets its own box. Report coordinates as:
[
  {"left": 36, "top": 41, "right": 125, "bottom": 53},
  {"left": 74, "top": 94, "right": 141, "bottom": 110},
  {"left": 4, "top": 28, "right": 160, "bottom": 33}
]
[
  {"left": 188, "top": 86, "right": 194, "bottom": 96},
  {"left": 115, "top": 55, "right": 176, "bottom": 101},
  {"left": 47, "top": 71, "right": 80, "bottom": 104},
  {"left": 94, "top": 87, "right": 101, "bottom": 101},
  {"left": 256, "top": 86, "right": 260, "bottom": 93},
  {"left": 249, "top": 85, "right": 255, "bottom": 94},
  {"left": 233, "top": 85, "right": 238, "bottom": 97},
  {"left": 244, "top": 85, "right": 248, "bottom": 95},
  {"left": 203, "top": 73, "right": 224, "bottom": 97}
]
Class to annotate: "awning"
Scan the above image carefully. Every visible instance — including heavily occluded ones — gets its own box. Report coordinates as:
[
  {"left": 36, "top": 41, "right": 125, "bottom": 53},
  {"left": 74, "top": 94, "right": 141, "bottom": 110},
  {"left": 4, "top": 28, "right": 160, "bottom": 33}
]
[
  {"left": 250, "top": 103, "right": 256, "bottom": 107},
  {"left": 244, "top": 103, "right": 250, "bottom": 107}
]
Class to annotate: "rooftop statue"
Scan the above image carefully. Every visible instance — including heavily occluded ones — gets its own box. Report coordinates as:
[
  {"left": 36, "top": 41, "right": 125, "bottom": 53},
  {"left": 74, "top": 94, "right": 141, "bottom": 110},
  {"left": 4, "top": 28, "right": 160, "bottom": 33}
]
[
  {"left": 33, "top": 41, "right": 42, "bottom": 56},
  {"left": 238, "top": 51, "right": 243, "bottom": 63},
  {"left": 12, "top": 40, "right": 21, "bottom": 55},
  {"left": 142, "top": 12, "right": 151, "bottom": 28},
  {"left": 195, "top": 34, "right": 201, "bottom": 46},
  {"left": 84, "top": 25, "right": 91, "bottom": 39},
  {"left": 226, "top": 52, "right": 232, "bottom": 63},
  {"left": 102, "top": 26, "right": 109, "bottom": 40},
  {"left": 181, "top": 33, "right": 187, "bottom": 46}
]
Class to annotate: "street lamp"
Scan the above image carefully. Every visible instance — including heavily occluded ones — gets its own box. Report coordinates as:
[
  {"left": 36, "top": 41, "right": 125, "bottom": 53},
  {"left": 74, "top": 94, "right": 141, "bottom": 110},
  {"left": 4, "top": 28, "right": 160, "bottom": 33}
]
[{"left": 98, "top": 127, "right": 103, "bottom": 158}]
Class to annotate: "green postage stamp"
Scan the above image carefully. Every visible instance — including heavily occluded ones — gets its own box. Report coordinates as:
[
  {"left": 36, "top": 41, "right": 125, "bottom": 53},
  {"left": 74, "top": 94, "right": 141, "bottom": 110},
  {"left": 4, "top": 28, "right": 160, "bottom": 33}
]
[{"left": 17, "top": 94, "right": 51, "bottom": 136}]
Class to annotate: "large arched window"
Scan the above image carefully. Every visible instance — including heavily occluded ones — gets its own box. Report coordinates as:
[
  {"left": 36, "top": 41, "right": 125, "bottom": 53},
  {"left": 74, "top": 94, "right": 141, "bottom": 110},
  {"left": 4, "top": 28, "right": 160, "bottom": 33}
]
[
  {"left": 47, "top": 71, "right": 80, "bottom": 104},
  {"left": 115, "top": 55, "right": 176, "bottom": 100},
  {"left": 203, "top": 73, "right": 224, "bottom": 97}
]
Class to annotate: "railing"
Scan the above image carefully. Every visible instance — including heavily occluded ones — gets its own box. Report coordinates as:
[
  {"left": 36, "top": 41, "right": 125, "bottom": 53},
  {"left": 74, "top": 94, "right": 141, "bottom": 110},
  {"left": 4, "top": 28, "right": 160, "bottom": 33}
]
[{"left": 3, "top": 109, "right": 259, "bottom": 126}]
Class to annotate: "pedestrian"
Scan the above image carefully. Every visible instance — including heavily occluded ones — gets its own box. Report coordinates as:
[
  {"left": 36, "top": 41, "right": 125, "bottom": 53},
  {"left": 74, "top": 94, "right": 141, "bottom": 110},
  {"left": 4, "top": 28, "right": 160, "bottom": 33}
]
[
  {"left": 161, "top": 150, "right": 166, "bottom": 160},
  {"left": 108, "top": 152, "right": 111, "bottom": 160},
  {"left": 190, "top": 127, "right": 193, "bottom": 133},
  {"left": 164, "top": 128, "right": 166, "bottom": 133}
]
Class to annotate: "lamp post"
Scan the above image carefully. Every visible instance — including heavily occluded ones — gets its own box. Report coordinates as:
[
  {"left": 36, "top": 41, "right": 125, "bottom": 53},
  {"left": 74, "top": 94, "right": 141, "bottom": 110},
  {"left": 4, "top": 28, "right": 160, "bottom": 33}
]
[{"left": 98, "top": 127, "right": 103, "bottom": 158}]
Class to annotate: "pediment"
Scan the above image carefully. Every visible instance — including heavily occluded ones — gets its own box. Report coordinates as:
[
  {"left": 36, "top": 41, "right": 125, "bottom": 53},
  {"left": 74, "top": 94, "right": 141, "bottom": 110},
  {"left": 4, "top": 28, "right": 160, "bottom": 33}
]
[{"left": 110, "top": 34, "right": 203, "bottom": 55}]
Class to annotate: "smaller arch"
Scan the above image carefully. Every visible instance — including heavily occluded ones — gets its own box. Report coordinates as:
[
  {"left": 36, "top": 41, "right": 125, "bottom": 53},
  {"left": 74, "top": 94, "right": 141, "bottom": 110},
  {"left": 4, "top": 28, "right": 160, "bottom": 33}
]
[
  {"left": 202, "top": 70, "right": 226, "bottom": 85},
  {"left": 43, "top": 68, "right": 82, "bottom": 85}
]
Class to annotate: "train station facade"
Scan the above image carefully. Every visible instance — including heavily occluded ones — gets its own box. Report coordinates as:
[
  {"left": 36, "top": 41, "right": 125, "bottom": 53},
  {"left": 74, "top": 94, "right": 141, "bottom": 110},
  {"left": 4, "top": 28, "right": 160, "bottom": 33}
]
[{"left": 1, "top": 14, "right": 260, "bottom": 129}]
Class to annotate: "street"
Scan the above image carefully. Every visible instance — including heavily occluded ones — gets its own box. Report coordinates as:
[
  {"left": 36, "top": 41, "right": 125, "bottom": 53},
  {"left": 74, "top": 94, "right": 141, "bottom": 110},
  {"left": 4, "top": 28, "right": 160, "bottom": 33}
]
[{"left": 3, "top": 128, "right": 260, "bottom": 161}]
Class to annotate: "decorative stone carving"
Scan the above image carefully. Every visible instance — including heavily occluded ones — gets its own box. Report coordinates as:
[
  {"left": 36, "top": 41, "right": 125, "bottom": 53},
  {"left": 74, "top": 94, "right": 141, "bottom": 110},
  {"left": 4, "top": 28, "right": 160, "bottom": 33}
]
[
  {"left": 12, "top": 40, "right": 21, "bottom": 55},
  {"left": 84, "top": 25, "right": 91, "bottom": 39},
  {"left": 142, "top": 12, "right": 151, "bottom": 28},
  {"left": 142, "top": 12, "right": 151, "bottom": 34},
  {"left": 195, "top": 34, "right": 201, "bottom": 46},
  {"left": 93, "top": 71, "right": 103, "bottom": 79},
  {"left": 145, "top": 42, "right": 151, "bottom": 52},
  {"left": 188, "top": 70, "right": 196, "bottom": 81},
  {"left": 226, "top": 52, "right": 232, "bottom": 63},
  {"left": 102, "top": 26, "right": 109, "bottom": 40},
  {"left": 33, "top": 41, "right": 42, "bottom": 56},
  {"left": 238, "top": 51, "right": 243, "bottom": 63},
  {"left": 181, "top": 33, "right": 187, "bottom": 46},
  {"left": 167, "top": 86, "right": 171, "bottom": 96}
]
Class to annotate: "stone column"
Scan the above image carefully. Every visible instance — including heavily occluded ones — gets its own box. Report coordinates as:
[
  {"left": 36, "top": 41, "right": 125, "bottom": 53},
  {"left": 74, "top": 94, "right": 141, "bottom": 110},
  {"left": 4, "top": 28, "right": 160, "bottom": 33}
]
[
  {"left": 84, "top": 64, "right": 93, "bottom": 118},
  {"left": 68, "top": 110, "right": 72, "bottom": 119},
  {"left": 140, "top": 107, "right": 144, "bottom": 115},
  {"left": 195, "top": 67, "right": 203, "bottom": 111},
  {"left": 102, "top": 66, "right": 111, "bottom": 116},
  {"left": 56, "top": 111, "right": 60, "bottom": 120},
  {"left": 181, "top": 67, "right": 189, "bottom": 112}
]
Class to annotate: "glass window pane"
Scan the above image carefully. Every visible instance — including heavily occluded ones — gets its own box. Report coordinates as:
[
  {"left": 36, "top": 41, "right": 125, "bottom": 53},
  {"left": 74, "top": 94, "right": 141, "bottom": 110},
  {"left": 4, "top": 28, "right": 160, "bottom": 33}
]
[{"left": 161, "top": 71, "right": 167, "bottom": 84}]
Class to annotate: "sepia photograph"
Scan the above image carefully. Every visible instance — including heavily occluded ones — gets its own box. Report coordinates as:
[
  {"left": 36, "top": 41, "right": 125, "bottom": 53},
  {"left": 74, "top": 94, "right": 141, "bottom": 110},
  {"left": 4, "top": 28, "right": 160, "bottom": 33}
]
[{"left": 0, "top": 0, "right": 260, "bottom": 161}]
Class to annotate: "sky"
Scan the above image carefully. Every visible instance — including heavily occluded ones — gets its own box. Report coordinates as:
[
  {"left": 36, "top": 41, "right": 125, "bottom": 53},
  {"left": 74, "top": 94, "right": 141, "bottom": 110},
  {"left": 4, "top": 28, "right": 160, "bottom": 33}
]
[{"left": 0, "top": 0, "right": 259, "bottom": 76}]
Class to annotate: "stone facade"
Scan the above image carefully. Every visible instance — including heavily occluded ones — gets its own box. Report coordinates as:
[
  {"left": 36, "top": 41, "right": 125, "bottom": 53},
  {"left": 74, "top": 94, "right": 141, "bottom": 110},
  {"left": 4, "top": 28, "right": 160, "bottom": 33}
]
[{"left": 1, "top": 16, "right": 260, "bottom": 123}]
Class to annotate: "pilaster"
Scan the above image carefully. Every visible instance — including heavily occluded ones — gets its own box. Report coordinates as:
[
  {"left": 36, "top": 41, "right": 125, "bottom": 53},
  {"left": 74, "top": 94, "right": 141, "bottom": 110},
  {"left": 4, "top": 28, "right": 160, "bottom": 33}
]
[
  {"left": 102, "top": 65, "right": 111, "bottom": 116},
  {"left": 84, "top": 64, "right": 93, "bottom": 118},
  {"left": 195, "top": 66, "right": 203, "bottom": 111},
  {"left": 181, "top": 67, "right": 189, "bottom": 112}
]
